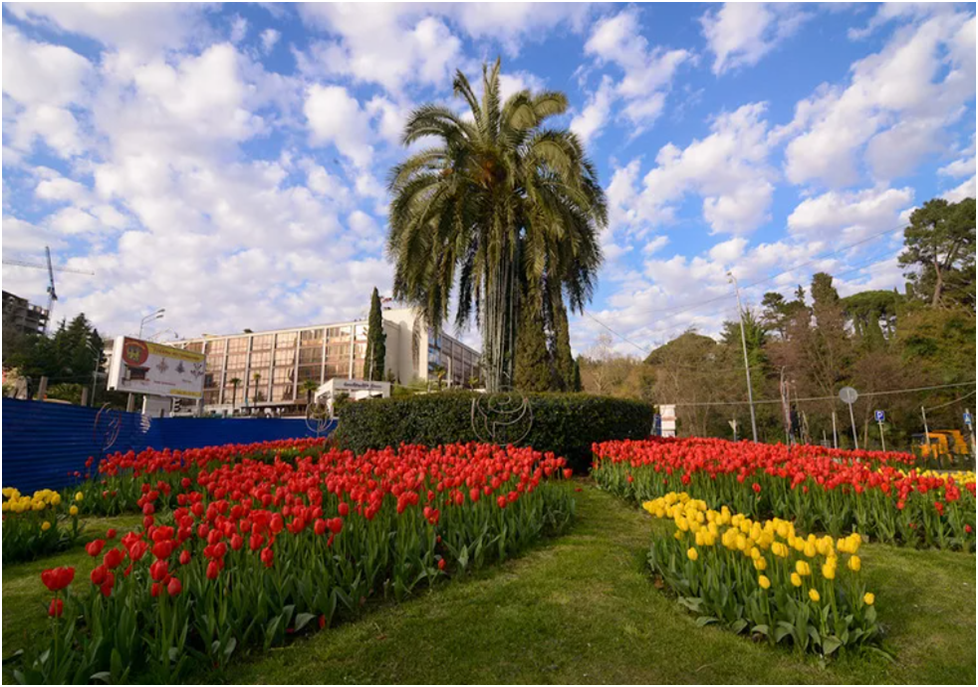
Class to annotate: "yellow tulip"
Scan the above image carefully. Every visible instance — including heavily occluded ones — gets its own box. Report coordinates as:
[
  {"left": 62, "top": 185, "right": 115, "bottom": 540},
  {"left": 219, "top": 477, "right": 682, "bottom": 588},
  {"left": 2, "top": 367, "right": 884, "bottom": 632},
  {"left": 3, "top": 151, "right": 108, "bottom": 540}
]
[
  {"left": 808, "top": 588, "right": 820, "bottom": 603},
  {"left": 687, "top": 547, "right": 699, "bottom": 562},
  {"left": 821, "top": 562, "right": 836, "bottom": 580},
  {"left": 847, "top": 555, "right": 861, "bottom": 572},
  {"left": 790, "top": 572, "right": 802, "bottom": 587},
  {"left": 754, "top": 557, "right": 767, "bottom": 571},
  {"left": 74, "top": 491, "right": 84, "bottom": 502},
  {"left": 41, "top": 521, "right": 52, "bottom": 531},
  {"left": 758, "top": 575, "right": 771, "bottom": 589},
  {"left": 795, "top": 560, "right": 811, "bottom": 577},
  {"left": 863, "top": 592, "right": 875, "bottom": 606},
  {"left": 69, "top": 505, "right": 79, "bottom": 516}
]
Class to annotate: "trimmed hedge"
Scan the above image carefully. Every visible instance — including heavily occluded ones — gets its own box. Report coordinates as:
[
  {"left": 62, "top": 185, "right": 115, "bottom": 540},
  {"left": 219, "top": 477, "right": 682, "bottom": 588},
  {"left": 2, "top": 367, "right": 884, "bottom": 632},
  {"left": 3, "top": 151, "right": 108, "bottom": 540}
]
[{"left": 333, "top": 391, "right": 653, "bottom": 471}]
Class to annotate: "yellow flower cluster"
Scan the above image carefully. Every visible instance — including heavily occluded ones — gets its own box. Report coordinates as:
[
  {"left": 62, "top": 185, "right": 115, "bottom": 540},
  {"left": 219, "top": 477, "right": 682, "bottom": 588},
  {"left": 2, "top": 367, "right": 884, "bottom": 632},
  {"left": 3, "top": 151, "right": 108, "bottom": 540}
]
[
  {"left": 1, "top": 487, "right": 64, "bottom": 514},
  {"left": 643, "top": 492, "right": 872, "bottom": 603}
]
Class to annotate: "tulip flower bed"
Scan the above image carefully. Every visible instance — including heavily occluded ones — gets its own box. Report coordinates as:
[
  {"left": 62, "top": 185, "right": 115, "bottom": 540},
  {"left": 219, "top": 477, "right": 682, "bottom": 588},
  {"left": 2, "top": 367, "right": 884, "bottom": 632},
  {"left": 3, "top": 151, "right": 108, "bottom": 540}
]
[
  {"left": 81, "top": 438, "right": 328, "bottom": 516},
  {"left": 644, "top": 492, "right": 881, "bottom": 657},
  {"left": 15, "top": 442, "right": 575, "bottom": 684},
  {"left": 2, "top": 488, "right": 83, "bottom": 564},
  {"left": 593, "top": 438, "right": 976, "bottom": 551}
]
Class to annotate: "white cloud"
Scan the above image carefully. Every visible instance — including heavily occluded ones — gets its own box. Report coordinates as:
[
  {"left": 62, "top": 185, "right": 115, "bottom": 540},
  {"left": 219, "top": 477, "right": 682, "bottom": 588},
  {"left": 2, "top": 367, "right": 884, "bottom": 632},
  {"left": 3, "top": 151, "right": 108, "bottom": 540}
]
[
  {"left": 570, "top": 76, "right": 615, "bottom": 145},
  {"left": 701, "top": 3, "right": 809, "bottom": 75},
  {"left": 450, "top": 3, "right": 591, "bottom": 55},
  {"left": 782, "top": 11, "right": 976, "bottom": 187},
  {"left": 787, "top": 187, "right": 915, "bottom": 242},
  {"left": 612, "top": 103, "right": 776, "bottom": 236},
  {"left": 230, "top": 15, "right": 248, "bottom": 44},
  {"left": 708, "top": 236, "right": 748, "bottom": 264},
  {"left": 296, "top": 5, "right": 461, "bottom": 94},
  {"left": 304, "top": 84, "right": 373, "bottom": 168},
  {"left": 5, "top": 3, "right": 209, "bottom": 57},
  {"left": 583, "top": 9, "right": 691, "bottom": 131},
  {"left": 943, "top": 176, "right": 977, "bottom": 203},
  {"left": 2, "top": 26, "right": 92, "bottom": 157},
  {"left": 260, "top": 28, "right": 281, "bottom": 54}
]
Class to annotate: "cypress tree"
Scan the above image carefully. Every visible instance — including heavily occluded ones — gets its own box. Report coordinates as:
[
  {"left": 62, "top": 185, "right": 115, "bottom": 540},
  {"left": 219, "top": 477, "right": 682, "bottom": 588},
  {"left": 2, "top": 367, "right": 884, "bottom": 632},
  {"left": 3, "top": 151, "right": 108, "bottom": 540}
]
[
  {"left": 514, "top": 304, "right": 553, "bottom": 392},
  {"left": 573, "top": 356, "right": 583, "bottom": 392},
  {"left": 551, "top": 300, "right": 575, "bottom": 390},
  {"left": 364, "top": 287, "right": 387, "bottom": 381}
]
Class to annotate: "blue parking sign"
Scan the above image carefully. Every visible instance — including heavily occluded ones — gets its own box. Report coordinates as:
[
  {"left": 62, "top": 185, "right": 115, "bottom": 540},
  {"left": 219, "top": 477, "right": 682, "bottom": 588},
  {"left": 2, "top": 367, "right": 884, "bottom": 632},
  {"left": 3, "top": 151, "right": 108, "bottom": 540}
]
[
  {"left": 874, "top": 410, "right": 885, "bottom": 422},
  {"left": 965, "top": 411, "right": 973, "bottom": 429}
]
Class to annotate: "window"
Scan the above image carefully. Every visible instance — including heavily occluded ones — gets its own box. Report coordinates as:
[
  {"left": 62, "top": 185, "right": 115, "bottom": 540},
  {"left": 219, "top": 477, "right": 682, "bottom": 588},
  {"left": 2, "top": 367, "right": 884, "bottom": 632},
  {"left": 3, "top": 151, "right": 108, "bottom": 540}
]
[
  {"left": 297, "top": 365, "right": 321, "bottom": 383},
  {"left": 353, "top": 343, "right": 367, "bottom": 360},
  {"left": 276, "top": 332, "right": 297, "bottom": 348},
  {"left": 250, "top": 351, "right": 271, "bottom": 368},
  {"left": 272, "top": 366, "right": 294, "bottom": 383},
  {"left": 186, "top": 342, "right": 204, "bottom": 353},
  {"left": 326, "top": 362, "right": 348, "bottom": 378},
  {"left": 298, "top": 348, "right": 322, "bottom": 365},
  {"left": 274, "top": 348, "right": 295, "bottom": 365},
  {"left": 300, "top": 329, "right": 323, "bottom": 345},
  {"left": 326, "top": 343, "right": 350, "bottom": 360},
  {"left": 272, "top": 384, "right": 294, "bottom": 402},
  {"left": 228, "top": 337, "right": 249, "bottom": 353},
  {"left": 251, "top": 335, "right": 273, "bottom": 351},
  {"left": 227, "top": 353, "right": 247, "bottom": 368},
  {"left": 204, "top": 390, "right": 219, "bottom": 405},
  {"left": 204, "top": 373, "right": 218, "bottom": 389}
]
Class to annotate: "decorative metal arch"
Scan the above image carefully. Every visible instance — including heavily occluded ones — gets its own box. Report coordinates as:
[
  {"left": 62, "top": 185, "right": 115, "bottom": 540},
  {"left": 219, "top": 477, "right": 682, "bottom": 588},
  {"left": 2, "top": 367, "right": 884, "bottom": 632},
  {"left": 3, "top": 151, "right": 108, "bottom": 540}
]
[
  {"left": 471, "top": 389, "right": 533, "bottom": 446},
  {"left": 305, "top": 399, "right": 333, "bottom": 437}
]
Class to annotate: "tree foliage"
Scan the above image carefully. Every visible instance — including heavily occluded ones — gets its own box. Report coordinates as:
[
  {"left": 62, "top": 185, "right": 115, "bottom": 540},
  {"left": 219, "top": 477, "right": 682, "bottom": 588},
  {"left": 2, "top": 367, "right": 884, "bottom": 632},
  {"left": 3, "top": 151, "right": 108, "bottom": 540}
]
[
  {"left": 364, "top": 287, "right": 387, "bottom": 381},
  {"left": 387, "top": 59, "right": 606, "bottom": 392}
]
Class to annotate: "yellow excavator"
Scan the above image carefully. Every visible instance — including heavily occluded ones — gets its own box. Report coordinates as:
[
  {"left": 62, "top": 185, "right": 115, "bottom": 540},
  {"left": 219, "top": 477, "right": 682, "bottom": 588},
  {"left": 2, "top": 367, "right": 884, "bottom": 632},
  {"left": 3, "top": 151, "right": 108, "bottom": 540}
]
[{"left": 912, "top": 430, "right": 972, "bottom": 467}]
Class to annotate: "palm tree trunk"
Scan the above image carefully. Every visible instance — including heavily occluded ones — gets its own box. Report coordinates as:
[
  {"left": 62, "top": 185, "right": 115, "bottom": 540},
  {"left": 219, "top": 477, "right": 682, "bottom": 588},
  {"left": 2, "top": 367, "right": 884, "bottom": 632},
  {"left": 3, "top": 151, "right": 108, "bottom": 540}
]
[{"left": 482, "top": 243, "right": 519, "bottom": 393}]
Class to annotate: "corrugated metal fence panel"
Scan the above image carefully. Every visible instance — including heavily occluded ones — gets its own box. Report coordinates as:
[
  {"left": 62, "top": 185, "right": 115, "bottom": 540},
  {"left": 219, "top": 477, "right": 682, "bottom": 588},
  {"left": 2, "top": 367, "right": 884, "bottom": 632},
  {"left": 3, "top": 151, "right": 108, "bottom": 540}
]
[
  {"left": 2, "top": 398, "right": 336, "bottom": 493},
  {"left": 1, "top": 398, "right": 154, "bottom": 494}
]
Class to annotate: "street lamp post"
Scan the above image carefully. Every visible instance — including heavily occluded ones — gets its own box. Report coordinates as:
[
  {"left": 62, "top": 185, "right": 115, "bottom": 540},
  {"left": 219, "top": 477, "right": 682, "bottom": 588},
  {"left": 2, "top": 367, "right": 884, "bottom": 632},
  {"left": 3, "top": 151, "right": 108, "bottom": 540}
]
[
  {"left": 87, "top": 339, "right": 101, "bottom": 407},
  {"left": 138, "top": 308, "right": 165, "bottom": 338},
  {"left": 727, "top": 272, "right": 759, "bottom": 443}
]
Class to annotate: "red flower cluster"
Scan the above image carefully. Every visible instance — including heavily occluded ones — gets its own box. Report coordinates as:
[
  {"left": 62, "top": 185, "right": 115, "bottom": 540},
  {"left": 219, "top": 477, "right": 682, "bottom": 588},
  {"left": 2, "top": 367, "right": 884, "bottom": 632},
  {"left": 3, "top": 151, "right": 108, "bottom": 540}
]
[{"left": 593, "top": 437, "right": 975, "bottom": 550}]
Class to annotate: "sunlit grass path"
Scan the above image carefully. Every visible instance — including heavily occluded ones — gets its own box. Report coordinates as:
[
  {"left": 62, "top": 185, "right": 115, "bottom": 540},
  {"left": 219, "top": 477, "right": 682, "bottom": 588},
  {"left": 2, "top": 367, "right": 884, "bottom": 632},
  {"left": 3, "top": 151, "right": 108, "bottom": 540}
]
[
  {"left": 223, "top": 483, "right": 975, "bottom": 684},
  {"left": 2, "top": 485, "right": 974, "bottom": 684}
]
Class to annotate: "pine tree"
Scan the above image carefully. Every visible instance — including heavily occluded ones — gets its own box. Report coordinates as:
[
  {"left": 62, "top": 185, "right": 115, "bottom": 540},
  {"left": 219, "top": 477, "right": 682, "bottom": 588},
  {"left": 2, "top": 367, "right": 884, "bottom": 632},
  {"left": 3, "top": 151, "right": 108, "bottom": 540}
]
[
  {"left": 364, "top": 287, "right": 387, "bottom": 381},
  {"left": 514, "top": 303, "right": 552, "bottom": 391}
]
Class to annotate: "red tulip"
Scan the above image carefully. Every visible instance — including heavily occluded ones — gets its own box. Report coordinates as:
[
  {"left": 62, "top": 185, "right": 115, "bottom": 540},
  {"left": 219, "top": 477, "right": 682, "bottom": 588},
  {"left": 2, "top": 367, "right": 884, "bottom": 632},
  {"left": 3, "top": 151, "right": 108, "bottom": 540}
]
[
  {"left": 41, "top": 567, "right": 75, "bottom": 592},
  {"left": 48, "top": 598, "right": 64, "bottom": 617}
]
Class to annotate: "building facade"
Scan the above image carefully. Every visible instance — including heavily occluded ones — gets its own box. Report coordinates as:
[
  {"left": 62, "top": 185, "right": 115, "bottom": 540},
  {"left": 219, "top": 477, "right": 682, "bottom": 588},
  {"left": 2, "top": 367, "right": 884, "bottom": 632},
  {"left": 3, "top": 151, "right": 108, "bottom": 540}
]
[
  {"left": 171, "top": 308, "right": 480, "bottom": 413},
  {"left": 2, "top": 291, "right": 49, "bottom": 335}
]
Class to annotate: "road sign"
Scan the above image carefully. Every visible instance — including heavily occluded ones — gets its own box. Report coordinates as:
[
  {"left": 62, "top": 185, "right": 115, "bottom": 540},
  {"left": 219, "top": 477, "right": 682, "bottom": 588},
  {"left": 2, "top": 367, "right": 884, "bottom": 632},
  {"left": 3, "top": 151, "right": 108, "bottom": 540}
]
[
  {"left": 838, "top": 386, "right": 859, "bottom": 450},
  {"left": 965, "top": 411, "right": 973, "bottom": 429},
  {"left": 874, "top": 410, "right": 885, "bottom": 423}
]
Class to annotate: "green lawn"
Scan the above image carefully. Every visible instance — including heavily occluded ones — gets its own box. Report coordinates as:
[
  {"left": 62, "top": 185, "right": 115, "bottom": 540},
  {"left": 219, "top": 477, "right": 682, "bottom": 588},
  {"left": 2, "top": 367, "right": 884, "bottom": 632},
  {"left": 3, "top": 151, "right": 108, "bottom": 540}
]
[{"left": 2, "top": 486, "right": 974, "bottom": 684}]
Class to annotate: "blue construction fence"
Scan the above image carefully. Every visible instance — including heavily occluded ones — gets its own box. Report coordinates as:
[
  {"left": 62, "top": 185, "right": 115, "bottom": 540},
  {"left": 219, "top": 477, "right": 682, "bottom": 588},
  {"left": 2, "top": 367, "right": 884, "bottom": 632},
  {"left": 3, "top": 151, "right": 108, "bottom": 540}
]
[{"left": 1, "top": 397, "right": 336, "bottom": 494}]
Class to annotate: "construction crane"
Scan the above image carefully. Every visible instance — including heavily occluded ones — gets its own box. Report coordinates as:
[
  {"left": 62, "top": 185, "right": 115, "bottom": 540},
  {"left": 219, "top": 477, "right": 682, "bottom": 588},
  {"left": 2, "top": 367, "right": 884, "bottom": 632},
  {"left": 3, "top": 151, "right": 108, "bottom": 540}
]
[{"left": 2, "top": 246, "right": 95, "bottom": 333}]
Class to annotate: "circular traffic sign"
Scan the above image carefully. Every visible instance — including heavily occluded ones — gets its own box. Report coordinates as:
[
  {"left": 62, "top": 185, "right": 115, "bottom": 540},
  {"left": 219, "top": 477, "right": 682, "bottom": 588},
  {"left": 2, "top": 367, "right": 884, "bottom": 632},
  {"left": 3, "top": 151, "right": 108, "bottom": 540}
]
[{"left": 839, "top": 386, "right": 859, "bottom": 404}]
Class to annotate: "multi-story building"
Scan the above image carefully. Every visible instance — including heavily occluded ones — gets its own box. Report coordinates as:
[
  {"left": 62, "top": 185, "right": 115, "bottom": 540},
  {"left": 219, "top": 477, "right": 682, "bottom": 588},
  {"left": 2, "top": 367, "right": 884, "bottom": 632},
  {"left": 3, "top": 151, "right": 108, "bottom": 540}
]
[
  {"left": 171, "top": 307, "right": 480, "bottom": 413},
  {"left": 2, "top": 291, "right": 49, "bottom": 335}
]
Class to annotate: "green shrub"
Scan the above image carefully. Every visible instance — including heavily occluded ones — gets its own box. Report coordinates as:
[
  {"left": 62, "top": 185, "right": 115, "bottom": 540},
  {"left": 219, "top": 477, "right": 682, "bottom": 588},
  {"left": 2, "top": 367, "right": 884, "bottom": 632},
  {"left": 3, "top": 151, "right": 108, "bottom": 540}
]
[{"left": 334, "top": 391, "right": 652, "bottom": 470}]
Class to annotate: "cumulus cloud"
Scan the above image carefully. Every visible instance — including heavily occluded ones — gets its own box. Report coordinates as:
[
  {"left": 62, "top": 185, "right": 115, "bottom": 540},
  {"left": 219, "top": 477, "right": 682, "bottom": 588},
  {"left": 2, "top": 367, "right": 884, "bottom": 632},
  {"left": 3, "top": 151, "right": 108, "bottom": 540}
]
[
  {"left": 701, "top": 3, "right": 810, "bottom": 75},
  {"left": 609, "top": 103, "right": 776, "bottom": 236},
  {"left": 581, "top": 8, "right": 691, "bottom": 133},
  {"left": 304, "top": 84, "right": 374, "bottom": 167},
  {"left": 2, "top": 25, "right": 92, "bottom": 157},
  {"left": 5, "top": 3, "right": 210, "bottom": 57},
  {"left": 780, "top": 10, "right": 976, "bottom": 187},
  {"left": 787, "top": 187, "right": 915, "bottom": 242}
]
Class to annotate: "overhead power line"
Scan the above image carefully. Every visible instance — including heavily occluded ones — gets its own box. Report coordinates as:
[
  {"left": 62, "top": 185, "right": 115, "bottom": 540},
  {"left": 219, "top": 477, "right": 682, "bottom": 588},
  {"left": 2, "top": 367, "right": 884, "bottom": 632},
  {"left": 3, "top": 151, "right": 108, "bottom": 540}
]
[
  {"left": 671, "top": 381, "right": 976, "bottom": 408},
  {"left": 923, "top": 389, "right": 977, "bottom": 412}
]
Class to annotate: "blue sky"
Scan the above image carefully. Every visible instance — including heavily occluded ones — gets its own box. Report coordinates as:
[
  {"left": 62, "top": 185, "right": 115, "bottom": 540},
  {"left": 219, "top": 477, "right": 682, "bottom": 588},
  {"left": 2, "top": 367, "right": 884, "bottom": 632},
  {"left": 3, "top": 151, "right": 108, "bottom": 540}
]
[{"left": 2, "top": 3, "right": 975, "bottom": 356}]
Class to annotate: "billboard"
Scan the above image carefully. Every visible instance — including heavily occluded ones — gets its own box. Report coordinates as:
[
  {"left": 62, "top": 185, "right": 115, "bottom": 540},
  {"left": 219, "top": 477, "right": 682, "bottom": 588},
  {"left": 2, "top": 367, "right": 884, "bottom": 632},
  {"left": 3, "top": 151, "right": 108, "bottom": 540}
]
[{"left": 107, "top": 336, "right": 205, "bottom": 399}]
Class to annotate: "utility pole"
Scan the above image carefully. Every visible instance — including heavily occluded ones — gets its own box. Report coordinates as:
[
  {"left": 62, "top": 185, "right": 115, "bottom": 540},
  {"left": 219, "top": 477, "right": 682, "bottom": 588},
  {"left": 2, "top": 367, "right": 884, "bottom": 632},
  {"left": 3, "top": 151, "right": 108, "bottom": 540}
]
[{"left": 728, "top": 272, "right": 758, "bottom": 443}]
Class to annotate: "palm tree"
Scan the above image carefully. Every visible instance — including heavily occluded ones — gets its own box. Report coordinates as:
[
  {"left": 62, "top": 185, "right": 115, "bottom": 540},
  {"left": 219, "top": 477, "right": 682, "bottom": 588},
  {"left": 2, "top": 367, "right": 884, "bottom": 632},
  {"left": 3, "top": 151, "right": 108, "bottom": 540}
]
[
  {"left": 229, "top": 377, "right": 241, "bottom": 409},
  {"left": 252, "top": 372, "right": 263, "bottom": 403},
  {"left": 388, "top": 59, "right": 606, "bottom": 393},
  {"left": 300, "top": 379, "right": 319, "bottom": 405}
]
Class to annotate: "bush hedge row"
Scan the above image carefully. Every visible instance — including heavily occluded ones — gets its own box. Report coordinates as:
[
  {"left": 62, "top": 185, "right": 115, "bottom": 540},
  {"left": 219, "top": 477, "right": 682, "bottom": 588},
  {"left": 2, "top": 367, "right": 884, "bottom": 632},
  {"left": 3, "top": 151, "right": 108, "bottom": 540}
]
[{"left": 333, "top": 391, "right": 653, "bottom": 471}]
